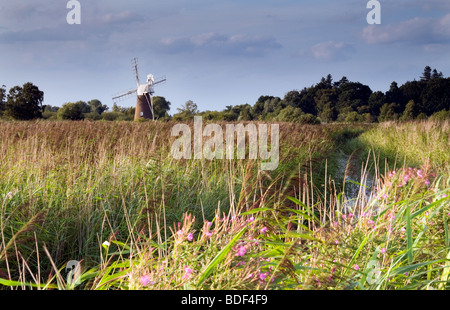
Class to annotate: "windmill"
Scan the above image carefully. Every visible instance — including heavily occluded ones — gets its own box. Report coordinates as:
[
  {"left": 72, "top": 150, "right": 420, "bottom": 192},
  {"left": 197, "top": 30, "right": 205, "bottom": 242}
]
[{"left": 112, "top": 58, "right": 166, "bottom": 120}]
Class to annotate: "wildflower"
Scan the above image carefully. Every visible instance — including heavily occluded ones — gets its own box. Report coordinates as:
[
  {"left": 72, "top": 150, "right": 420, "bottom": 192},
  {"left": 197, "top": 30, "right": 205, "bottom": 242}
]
[
  {"left": 246, "top": 273, "right": 253, "bottom": 279},
  {"left": 417, "top": 170, "right": 423, "bottom": 178},
  {"left": 140, "top": 275, "right": 151, "bottom": 286},
  {"left": 176, "top": 230, "right": 183, "bottom": 237},
  {"left": 381, "top": 248, "right": 386, "bottom": 254},
  {"left": 424, "top": 179, "right": 430, "bottom": 186},
  {"left": 382, "top": 194, "right": 388, "bottom": 199},
  {"left": 259, "top": 272, "right": 269, "bottom": 281},
  {"left": 236, "top": 246, "right": 247, "bottom": 257},
  {"left": 248, "top": 216, "right": 255, "bottom": 222},
  {"left": 354, "top": 264, "right": 359, "bottom": 271},
  {"left": 443, "top": 194, "right": 448, "bottom": 198},
  {"left": 205, "top": 231, "right": 213, "bottom": 238},
  {"left": 260, "top": 227, "right": 268, "bottom": 234},
  {"left": 334, "top": 240, "right": 338, "bottom": 245},
  {"left": 183, "top": 266, "right": 193, "bottom": 279},
  {"left": 368, "top": 220, "right": 375, "bottom": 226},
  {"left": 187, "top": 233, "right": 194, "bottom": 242},
  {"left": 349, "top": 213, "right": 354, "bottom": 218},
  {"left": 342, "top": 214, "right": 347, "bottom": 219},
  {"left": 207, "top": 221, "right": 213, "bottom": 227}
]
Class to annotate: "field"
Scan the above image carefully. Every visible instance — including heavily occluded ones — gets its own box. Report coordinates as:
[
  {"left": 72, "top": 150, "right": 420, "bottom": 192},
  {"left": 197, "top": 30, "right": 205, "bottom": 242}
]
[{"left": 0, "top": 119, "right": 449, "bottom": 290}]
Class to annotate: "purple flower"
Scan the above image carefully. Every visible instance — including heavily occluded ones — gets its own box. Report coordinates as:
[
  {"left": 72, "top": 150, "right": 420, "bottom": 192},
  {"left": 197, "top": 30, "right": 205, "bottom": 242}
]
[
  {"left": 236, "top": 246, "right": 247, "bottom": 257},
  {"left": 354, "top": 264, "right": 359, "bottom": 271},
  {"left": 259, "top": 272, "right": 268, "bottom": 281},
  {"left": 187, "top": 233, "right": 194, "bottom": 242},
  {"left": 183, "top": 266, "right": 193, "bottom": 279},
  {"left": 381, "top": 248, "right": 386, "bottom": 254},
  {"left": 260, "top": 227, "right": 268, "bottom": 234},
  {"left": 140, "top": 275, "right": 151, "bottom": 286},
  {"left": 424, "top": 179, "right": 430, "bottom": 186}
]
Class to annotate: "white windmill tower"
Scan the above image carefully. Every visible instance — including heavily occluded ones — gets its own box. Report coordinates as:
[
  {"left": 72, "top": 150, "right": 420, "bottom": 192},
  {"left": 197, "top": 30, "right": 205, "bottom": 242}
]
[{"left": 112, "top": 58, "right": 166, "bottom": 120}]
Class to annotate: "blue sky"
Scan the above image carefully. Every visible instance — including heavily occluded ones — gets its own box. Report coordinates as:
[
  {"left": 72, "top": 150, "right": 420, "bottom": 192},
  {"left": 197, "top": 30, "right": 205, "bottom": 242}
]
[{"left": 1, "top": 0, "right": 449, "bottom": 114}]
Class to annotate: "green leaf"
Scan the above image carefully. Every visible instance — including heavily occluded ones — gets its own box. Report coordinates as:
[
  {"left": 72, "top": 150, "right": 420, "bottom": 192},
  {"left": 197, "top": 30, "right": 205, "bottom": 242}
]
[{"left": 197, "top": 225, "right": 248, "bottom": 287}]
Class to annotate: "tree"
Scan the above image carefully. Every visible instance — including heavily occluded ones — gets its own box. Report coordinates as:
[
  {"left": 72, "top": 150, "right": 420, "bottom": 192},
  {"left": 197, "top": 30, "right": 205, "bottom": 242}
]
[
  {"left": 378, "top": 103, "right": 399, "bottom": 122},
  {"left": 4, "top": 82, "right": 44, "bottom": 120},
  {"left": 368, "top": 91, "right": 385, "bottom": 116},
  {"left": 421, "top": 66, "right": 432, "bottom": 82},
  {"left": 152, "top": 96, "right": 171, "bottom": 119},
  {"left": 431, "top": 69, "right": 444, "bottom": 79},
  {"left": 88, "top": 99, "right": 108, "bottom": 114},
  {"left": 276, "top": 106, "right": 303, "bottom": 123},
  {"left": 0, "top": 85, "right": 6, "bottom": 115},
  {"left": 57, "top": 102, "right": 87, "bottom": 120},
  {"left": 400, "top": 100, "right": 417, "bottom": 121},
  {"left": 173, "top": 100, "right": 199, "bottom": 120}
]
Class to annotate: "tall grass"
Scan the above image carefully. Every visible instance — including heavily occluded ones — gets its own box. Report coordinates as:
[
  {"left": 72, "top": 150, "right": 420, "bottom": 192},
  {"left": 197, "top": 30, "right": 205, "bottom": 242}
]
[{"left": 0, "top": 119, "right": 448, "bottom": 290}]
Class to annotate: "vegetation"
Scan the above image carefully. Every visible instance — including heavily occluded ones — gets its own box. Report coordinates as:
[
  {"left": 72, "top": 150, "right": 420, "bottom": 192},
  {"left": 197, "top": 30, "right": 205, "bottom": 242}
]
[
  {"left": 0, "top": 119, "right": 448, "bottom": 290},
  {"left": 1, "top": 66, "right": 448, "bottom": 123}
]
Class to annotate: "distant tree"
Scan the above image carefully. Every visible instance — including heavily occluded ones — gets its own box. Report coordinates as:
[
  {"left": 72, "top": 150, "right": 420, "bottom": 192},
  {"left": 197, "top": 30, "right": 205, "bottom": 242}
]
[
  {"left": 238, "top": 104, "right": 253, "bottom": 121},
  {"left": 378, "top": 103, "right": 399, "bottom": 122},
  {"left": 5, "top": 82, "right": 44, "bottom": 120},
  {"left": 336, "top": 82, "right": 372, "bottom": 115},
  {"left": 282, "top": 90, "right": 301, "bottom": 108},
  {"left": 298, "top": 113, "right": 321, "bottom": 125},
  {"left": 42, "top": 105, "right": 59, "bottom": 120},
  {"left": 420, "top": 78, "right": 450, "bottom": 115},
  {"left": 421, "top": 66, "right": 432, "bottom": 82},
  {"left": 57, "top": 102, "right": 88, "bottom": 120},
  {"left": 0, "top": 85, "right": 6, "bottom": 116},
  {"left": 430, "top": 109, "right": 450, "bottom": 121},
  {"left": 334, "top": 76, "right": 349, "bottom": 88},
  {"left": 177, "top": 100, "right": 198, "bottom": 115},
  {"left": 315, "top": 88, "right": 338, "bottom": 119},
  {"left": 400, "top": 100, "right": 417, "bottom": 121},
  {"left": 88, "top": 99, "right": 108, "bottom": 114},
  {"left": 431, "top": 68, "right": 444, "bottom": 79},
  {"left": 367, "top": 91, "right": 385, "bottom": 116},
  {"left": 173, "top": 100, "right": 199, "bottom": 120},
  {"left": 152, "top": 96, "right": 171, "bottom": 119},
  {"left": 276, "top": 106, "right": 304, "bottom": 123}
]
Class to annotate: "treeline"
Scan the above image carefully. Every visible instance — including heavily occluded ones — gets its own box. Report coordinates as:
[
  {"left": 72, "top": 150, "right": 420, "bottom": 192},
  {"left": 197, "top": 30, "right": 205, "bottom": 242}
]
[
  {"left": 1, "top": 66, "right": 449, "bottom": 122},
  {"left": 0, "top": 82, "right": 171, "bottom": 121},
  {"left": 185, "top": 66, "right": 449, "bottom": 123}
]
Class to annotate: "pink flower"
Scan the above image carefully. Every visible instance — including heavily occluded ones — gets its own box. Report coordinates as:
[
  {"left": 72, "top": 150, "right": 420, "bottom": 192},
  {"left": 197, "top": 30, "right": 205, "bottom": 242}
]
[
  {"left": 334, "top": 240, "right": 339, "bottom": 245},
  {"left": 187, "top": 233, "right": 194, "bottom": 242},
  {"left": 183, "top": 266, "right": 193, "bottom": 279},
  {"left": 236, "top": 246, "right": 247, "bottom": 257},
  {"left": 259, "top": 272, "right": 268, "bottom": 281},
  {"left": 354, "top": 264, "right": 359, "bottom": 271},
  {"left": 382, "top": 194, "right": 388, "bottom": 199},
  {"left": 381, "top": 248, "right": 386, "bottom": 254},
  {"left": 260, "top": 227, "right": 268, "bottom": 234},
  {"left": 176, "top": 230, "right": 183, "bottom": 236},
  {"left": 248, "top": 216, "right": 255, "bottom": 222},
  {"left": 424, "top": 179, "right": 430, "bottom": 186},
  {"left": 140, "top": 275, "right": 151, "bottom": 286},
  {"left": 207, "top": 221, "right": 213, "bottom": 227},
  {"left": 205, "top": 231, "right": 213, "bottom": 238}
]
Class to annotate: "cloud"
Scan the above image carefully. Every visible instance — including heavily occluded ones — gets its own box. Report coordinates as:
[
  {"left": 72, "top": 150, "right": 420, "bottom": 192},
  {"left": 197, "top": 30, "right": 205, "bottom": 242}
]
[
  {"left": 362, "top": 14, "right": 450, "bottom": 45},
  {"left": 158, "top": 32, "right": 282, "bottom": 57},
  {"left": 300, "top": 41, "right": 354, "bottom": 62}
]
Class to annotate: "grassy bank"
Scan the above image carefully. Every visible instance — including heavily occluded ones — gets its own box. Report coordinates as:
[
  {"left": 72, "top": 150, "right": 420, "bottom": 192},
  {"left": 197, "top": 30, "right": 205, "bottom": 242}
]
[{"left": 0, "top": 120, "right": 448, "bottom": 290}]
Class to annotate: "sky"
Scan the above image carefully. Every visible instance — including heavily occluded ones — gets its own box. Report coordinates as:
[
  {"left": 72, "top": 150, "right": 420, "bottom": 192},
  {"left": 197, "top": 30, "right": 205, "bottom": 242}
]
[{"left": 0, "top": 0, "right": 449, "bottom": 114}]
